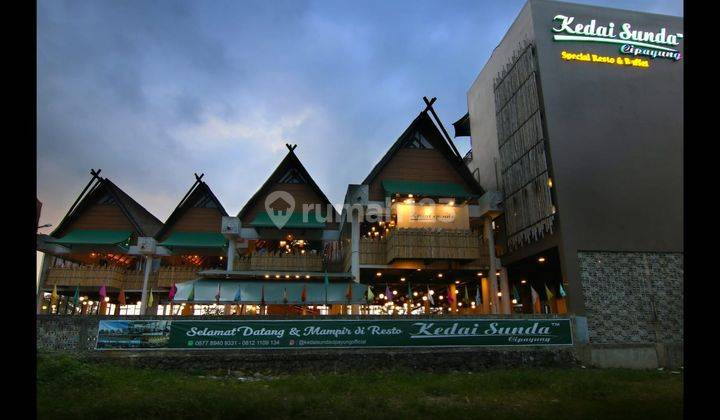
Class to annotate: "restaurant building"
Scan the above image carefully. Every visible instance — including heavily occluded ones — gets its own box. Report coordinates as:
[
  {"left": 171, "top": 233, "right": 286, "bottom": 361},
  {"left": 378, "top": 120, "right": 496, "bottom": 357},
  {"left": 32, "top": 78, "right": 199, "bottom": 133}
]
[{"left": 455, "top": 0, "right": 683, "bottom": 365}]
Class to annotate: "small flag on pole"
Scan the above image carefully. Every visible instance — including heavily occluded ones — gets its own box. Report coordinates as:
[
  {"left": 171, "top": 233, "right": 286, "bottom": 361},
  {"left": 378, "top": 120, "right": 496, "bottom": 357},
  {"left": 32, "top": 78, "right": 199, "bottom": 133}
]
[
  {"left": 215, "top": 282, "right": 222, "bottom": 303},
  {"left": 427, "top": 286, "right": 435, "bottom": 305},
  {"left": 407, "top": 283, "right": 412, "bottom": 302},
  {"left": 187, "top": 284, "right": 195, "bottom": 301},
  {"left": 545, "top": 284, "right": 554, "bottom": 301},
  {"left": 345, "top": 283, "right": 353, "bottom": 301},
  {"left": 475, "top": 285, "right": 481, "bottom": 306},
  {"left": 301, "top": 284, "right": 307, "bottom": 303},
  {"left": 385, "top": 284, "right": 391, "bottom": 300},
  {"left": 512, "top": 286, "right": 520, "bottom": 301},
  {"left": 118, "top": 288, "right": 126, "bottom": 305},
  {"left": 72, "top": 286, "right": 80, "bottom": 311},
  {"left": 147, "top": 289, "right": 154, "bottom": 308},
  {"left": 559, "top": 283, "right": 567, "bottom": 298},
  {"left": 464, "top": 285, "right": 470, "bottom": 304},
  {"left": 446, "top": 286, "right": 455, "bottom": 305},
  {"left": 168, "top": 284, "right": 177, "bottom": 301},
  {"left": 99, "top": 285, "right": 107, "bottom": 299},
  {"left": 283, "top": 287, "right": 289, "bottom": 304},
  {"left": 234, "top": 284, "right": 242, "bottom": 303},
  {"left": 366, "top": 285, "right": 374, "bottom": 303}
]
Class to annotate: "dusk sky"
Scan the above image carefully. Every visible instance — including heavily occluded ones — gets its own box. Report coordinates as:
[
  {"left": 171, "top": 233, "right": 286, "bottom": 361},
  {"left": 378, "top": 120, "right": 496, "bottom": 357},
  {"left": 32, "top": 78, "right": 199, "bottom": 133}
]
[{"left": 37, "top": 0, "right": 683, "bottom": 236}]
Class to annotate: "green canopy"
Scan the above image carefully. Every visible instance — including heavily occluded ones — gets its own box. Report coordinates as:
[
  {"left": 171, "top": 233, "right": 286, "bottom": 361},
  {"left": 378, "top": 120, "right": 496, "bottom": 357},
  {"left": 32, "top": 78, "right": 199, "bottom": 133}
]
[
  {"left": 249, "top": 211, "right": 326, "bottom": 229},
  {"left": 174, "top": 279, "right": 366, "bottom": 304},
  {"left": 159, "top": 232, "right": 227, "bottom": 249},
  {"left": 382, "top": 180, "right": 476, "bottom": 199},
  {"left": 46, "top": 230, "right": 132, "bottom": 248}
]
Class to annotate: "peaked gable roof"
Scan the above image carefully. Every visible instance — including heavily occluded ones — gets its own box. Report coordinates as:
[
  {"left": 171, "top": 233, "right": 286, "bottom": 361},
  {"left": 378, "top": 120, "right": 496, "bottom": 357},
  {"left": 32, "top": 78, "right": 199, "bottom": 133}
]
[
  {"left": 51, "top": 175, "right": 164, "bottom": 239},
  {"left": 237, "top": 145, "right": 339, "bottom": 222},
  {"left": 154, "top": 178, "right": 228, "bottom": 240},
  {"left": 362, "top": 110, "right": 484, "bottom": 196}
]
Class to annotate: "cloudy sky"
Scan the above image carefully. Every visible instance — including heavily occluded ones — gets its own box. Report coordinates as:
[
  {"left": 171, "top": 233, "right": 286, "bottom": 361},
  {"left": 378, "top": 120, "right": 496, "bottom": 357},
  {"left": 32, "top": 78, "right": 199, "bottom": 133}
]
[{"left": 37, "top": 0, "right": 682, "bottom": 235}]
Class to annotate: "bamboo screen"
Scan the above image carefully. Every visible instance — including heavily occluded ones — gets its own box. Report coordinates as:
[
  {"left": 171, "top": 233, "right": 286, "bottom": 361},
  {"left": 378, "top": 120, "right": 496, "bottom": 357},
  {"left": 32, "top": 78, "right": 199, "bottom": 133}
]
[{"left": 494, "top": 42, "right": 555, "bottom": 251}]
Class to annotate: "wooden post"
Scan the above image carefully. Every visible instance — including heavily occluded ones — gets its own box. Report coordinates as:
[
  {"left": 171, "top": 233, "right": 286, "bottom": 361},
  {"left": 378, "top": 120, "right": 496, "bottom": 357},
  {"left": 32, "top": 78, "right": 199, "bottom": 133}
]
[
  {"left": 449, "top": 284, "right": 458, "bottom": 313},
  {"left": 481, "top": 278, "right": 491, "bottom": 314}
]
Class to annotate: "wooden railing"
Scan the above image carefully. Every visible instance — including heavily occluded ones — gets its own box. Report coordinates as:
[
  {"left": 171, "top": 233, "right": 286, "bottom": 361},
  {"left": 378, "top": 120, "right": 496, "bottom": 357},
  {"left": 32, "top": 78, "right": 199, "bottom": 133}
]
[
  {"left": 157, "top": 266, "right": 198, "bottom": 287},
  {"left": 243, "top": 252, "right": 324, "bottom": 272},
  {"left": 46, "top": 267, "right": 126, "bottom": 289}
]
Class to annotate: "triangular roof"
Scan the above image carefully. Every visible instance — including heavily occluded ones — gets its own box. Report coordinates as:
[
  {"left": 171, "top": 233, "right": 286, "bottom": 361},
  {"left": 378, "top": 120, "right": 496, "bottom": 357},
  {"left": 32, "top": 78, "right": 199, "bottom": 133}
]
[
  {"left": 237, "top": 145, "right": 339, "bottom": 222},
  {"left": 51, "top": 175, "right": 164, "bottom": 239},
  {"left": 154, "top": 177, "right": 228, "bottom": 240},
  {"left": 361, "top": 110, "right": 484, "bottom": 196}
]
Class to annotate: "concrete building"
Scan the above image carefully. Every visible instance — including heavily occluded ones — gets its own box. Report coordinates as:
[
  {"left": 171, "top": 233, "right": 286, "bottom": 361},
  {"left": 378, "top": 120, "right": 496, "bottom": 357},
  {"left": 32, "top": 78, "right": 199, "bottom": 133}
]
[{"left": 457, "top": 0, "right": 683, "bottom": 367}]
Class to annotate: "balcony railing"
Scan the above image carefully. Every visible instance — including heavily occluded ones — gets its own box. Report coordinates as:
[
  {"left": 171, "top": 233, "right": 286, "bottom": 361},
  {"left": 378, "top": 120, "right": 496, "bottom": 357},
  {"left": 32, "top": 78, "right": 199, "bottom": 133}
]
[
  {"left": 46, "top": 266, "right": 201, "bottom": 290},
  {"left": 231, "top": 252, "right": 324, "bottom": 272},
  {"left": 357, "top": 229, "right": 490, "bottom": 266}
]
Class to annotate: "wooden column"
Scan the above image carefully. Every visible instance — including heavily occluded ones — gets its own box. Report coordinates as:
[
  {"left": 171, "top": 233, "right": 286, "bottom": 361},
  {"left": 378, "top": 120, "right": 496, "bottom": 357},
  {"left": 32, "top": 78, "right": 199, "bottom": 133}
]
[
  {"left": 449, "top": 284, "right": 457, "bottom": 313},
  {"left": 481, "top": 278, "right": 491, "bottom": 314}
]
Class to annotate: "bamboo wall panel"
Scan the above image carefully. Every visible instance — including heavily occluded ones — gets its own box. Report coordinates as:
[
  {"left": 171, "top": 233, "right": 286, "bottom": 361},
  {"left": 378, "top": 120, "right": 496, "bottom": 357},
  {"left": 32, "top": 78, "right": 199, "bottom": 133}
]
[
  {"left": 360, "top": 238, "right": 387, "bottom": 265},
  {"left": 494, "top": 42, "right": 555, "bottom": 251},
  {"left": 384, "top": 229, "right": 483, "bottom": 262}
]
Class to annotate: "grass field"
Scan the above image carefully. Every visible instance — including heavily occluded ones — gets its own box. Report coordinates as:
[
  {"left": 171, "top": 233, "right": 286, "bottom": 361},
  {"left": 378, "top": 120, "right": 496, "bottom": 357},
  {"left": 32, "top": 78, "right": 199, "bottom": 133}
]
[{"left": 37, "top": 353, "right": 682, "bottom": 420}]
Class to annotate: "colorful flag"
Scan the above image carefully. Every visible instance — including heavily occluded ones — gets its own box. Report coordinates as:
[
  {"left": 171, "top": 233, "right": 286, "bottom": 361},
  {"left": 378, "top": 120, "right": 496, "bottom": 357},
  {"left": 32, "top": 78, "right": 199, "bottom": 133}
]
[
  {"left": 283, "top": 287, "right": 289, "bottom": 304},
  {"left": 464, "top": 285, "right": 470, "bottom": 304},
  {"left": 446, "top": 286, "right": 455, "bottom": 304},
  {"left": 366, "top": 285, "right": 374, "bottom": 302},
  {"left": 345, "top": 283, "right": 353, "bottom": 300},
  {"left": 168, "top": 284, "right": 177, "bottom": 301},
  {"left": 260, "top": 285, "right": 265, "bottom": 306},
  {"left": 512, "top": 286, "right": 520, "bottom": 301},
  {"left": 407, "top": 283, "right": 412, "bottom": 302},
  {"left": 427, "top": 286, "right": 434, "bottom": 305},
  {"left": 559, "top": 283, "right": 567, "bottom": 298},
  {"left": 50, "top": 284, "right": 59, "bottom": 306},
  {"left": 118, "top": 288, "right": 126, "bottom": 305},
  {"left": 99, "top": 285, "right": 107, "bottom": 299},
  {"left": 385, "top": 284, "right": 391, "bottom": 300},
  {"left": 147, "top": 289, "right": 154, "bottom": 308},
  {"left": 72, "top": 286, "right": 80, "bottom": 312},
  {"left": 301, "top": 284, "right": 307, "bottom": 302},
  {"left": 545, "top": 284, "right": 554, "bottom": 301},
  {"left": 187, "top": 284, "right": 195, "bottom": 301},
  {"left": 475, "top": 285, "right": 481, "bottom": 306},
  {"left": 530, "top": 286, "right": 539, "bottom": 304},
  {"left": 215, "top": 282, "right": 222, "bottom": 303},
  {"left": 234, "top": 284, "right": 242, "bottom": 302}
]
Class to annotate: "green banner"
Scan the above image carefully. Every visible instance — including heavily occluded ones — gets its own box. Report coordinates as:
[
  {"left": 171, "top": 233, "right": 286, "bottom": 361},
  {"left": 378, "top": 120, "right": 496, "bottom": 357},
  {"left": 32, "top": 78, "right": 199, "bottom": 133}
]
[{"left": 96, "top": 319, "right": 573, "bottom": 350}]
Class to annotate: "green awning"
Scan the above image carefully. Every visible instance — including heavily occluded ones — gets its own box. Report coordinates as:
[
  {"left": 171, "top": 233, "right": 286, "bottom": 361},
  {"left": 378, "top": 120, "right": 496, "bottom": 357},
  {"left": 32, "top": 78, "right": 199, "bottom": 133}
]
[
  {"left": 46, "top": 230, "right": 132, "bottom": 248},
  {"left": 382, "top": 180, "right": 476, "bottom": 199},
  {"left": 159, "top": 232, "right": 227, "bottom": 249},
  {"left": 173, "top": 279, "right": 367, "bottom": 304},
  {"left": 249, "top": 211, "right": 326, "bottom": 229}
]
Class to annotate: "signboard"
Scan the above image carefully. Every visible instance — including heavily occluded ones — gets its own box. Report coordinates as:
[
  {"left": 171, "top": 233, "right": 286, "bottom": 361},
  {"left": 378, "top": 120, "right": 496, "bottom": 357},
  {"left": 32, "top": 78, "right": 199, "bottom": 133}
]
[
  {"left": 394, "top": 204, "right": 469, "bottom": 230},
  {"left": 96, "top": 318, "right": 573, "bottom": 350},
  {"left": 551, "top": 14, "right": 683, "bottom": 62}
]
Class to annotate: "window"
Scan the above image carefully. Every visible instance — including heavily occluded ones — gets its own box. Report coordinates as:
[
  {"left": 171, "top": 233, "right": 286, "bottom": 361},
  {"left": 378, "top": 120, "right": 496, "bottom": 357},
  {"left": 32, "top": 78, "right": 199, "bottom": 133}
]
[
  {"left": 402, "top": 131, "right": 433, "bottom": 149},
  {"left": 279, "top": 168, "right": 307, "bottom": 184}
]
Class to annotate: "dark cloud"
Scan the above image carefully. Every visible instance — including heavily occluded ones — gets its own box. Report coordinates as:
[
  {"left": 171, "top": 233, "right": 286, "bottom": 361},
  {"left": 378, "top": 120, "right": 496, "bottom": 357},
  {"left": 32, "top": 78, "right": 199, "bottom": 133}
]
[{"left": 37, "top": 0, "right": 683, "bottom": 235}]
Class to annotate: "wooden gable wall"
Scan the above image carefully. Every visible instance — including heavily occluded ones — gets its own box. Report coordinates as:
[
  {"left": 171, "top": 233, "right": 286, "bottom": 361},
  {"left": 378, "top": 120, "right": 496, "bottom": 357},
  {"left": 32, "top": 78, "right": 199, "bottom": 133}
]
[{"left": 367, "top": 116, "right": 480, "bottom": 201}]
